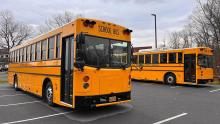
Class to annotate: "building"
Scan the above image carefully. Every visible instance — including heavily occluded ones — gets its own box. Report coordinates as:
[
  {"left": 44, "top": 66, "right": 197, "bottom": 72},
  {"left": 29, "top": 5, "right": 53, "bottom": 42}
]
[
  {"left": 0, "top": 48, "right": 9, "bottom": 70},
  {"left": 133, "top": 46, "right": 152, "bottom": 52}
]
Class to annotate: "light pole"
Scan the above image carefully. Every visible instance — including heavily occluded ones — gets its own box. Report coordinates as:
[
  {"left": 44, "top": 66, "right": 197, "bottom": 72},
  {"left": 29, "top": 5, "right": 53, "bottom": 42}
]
[{"left": 151, "top": 14, "right": 157, "bottom": 48}]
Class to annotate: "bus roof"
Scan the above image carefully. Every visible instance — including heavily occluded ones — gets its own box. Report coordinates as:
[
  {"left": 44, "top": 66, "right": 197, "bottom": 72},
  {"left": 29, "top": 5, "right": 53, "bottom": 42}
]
[
  {"left": 135, "top": 47, "right": 212, "bottom": 54},
  {"left": 10, "top": 18, "right": 129, "bottom": 52}
]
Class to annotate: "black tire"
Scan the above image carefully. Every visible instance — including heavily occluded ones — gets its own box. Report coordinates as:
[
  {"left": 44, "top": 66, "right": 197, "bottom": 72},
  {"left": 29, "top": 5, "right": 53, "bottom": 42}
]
[
  {"left": 14, "top": 76, "right": 19, "bottom": 91},
  {"left": 44, "top": 82, "right": 54, "bottom": 106},
  {"left": 165, "top": 73, "right": 176, "bottom": 85}
]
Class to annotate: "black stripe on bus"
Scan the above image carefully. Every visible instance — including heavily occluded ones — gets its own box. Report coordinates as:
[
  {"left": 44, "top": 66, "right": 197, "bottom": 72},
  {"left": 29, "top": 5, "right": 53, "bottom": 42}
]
[
  {"left": 131, "top": 69, "right": 184, "bottom": 72},
  {"left": 8, "top": 71, "right": 60, "bottom": 77},
  {"left": 9, "top": 65, "right": 61, "bottom": 68}
]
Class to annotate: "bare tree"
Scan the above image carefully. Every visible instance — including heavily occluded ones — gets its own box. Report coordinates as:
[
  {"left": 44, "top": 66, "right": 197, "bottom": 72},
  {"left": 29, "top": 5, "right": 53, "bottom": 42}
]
[
  {"left": 0, "top": 10, "right": 32, "bottom": 51},
  {"left": 39, "top": 11, "right": 82, "bottom": 34},
  {"left": 168, "top": 32, "right": 181, "bottom": 49}
]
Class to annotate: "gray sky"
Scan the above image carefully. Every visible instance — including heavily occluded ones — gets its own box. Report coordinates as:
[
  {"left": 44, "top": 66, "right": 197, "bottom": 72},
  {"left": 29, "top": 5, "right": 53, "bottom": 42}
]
[{"left": 0, "top": 0, "right": 199, "bottom": 47}]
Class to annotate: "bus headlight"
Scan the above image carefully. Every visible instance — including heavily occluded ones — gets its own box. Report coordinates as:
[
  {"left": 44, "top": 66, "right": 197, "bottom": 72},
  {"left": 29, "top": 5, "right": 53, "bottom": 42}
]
[{"left": 83, "top": 82, "right": 89, "bottom": 89}]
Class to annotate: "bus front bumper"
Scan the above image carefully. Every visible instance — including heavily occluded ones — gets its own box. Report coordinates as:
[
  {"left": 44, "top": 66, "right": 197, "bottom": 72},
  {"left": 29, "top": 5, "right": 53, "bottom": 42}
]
[{"left": 75, "top": 92, "right": 131, "bottom": 108}]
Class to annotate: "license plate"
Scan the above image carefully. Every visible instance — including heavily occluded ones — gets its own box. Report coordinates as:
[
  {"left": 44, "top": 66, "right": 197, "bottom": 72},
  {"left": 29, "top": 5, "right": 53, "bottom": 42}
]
[{"left": 109, "top": 96, "right": 117, "bottom": 102}]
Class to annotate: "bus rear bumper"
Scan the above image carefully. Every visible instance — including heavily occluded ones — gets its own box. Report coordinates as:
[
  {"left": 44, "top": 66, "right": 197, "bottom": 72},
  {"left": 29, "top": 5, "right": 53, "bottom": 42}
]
[{"left": 75, "top": 92, "right": 131, "bottom": 108}]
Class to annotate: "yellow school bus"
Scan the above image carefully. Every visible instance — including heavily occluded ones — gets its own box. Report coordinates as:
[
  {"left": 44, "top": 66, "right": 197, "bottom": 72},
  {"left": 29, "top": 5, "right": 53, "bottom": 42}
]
[
  {"left": 8, "top": 18, "right": 132, "bottom": 108},
  {"left": 131, "top": 47, "right": 214, "bottom": 85}
]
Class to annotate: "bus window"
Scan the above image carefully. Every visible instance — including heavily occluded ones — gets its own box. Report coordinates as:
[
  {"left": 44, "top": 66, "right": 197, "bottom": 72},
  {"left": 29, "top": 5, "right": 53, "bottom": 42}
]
[
  {"left": 48, "top": 37, "right": 55, "bottom": 59},
  {"left": 145, "top": 54, "right": 151, "bottom": 64},
  {"left": 42, "top": 40, "right": 47, "bottom": 60},
  {"left": 178, "top": 52, "right": 182, "bottom": 63},
  {"left": 24, "top": 47, "right": 27, "bottom": 62},
  {"left": 153, "top": 54, "right": 159, "bottom": 64},
  {"left": 20, "top": 49, "right": 23, "bottom": 62},
  {"left": 17, "top": 50, "right": 19, "bottom": 62},
  {"left": 169, "top": 53, "right": 176, "bottom": 63},
  {"left": 31, "top": 44, "right": 35, "bottom": 61},
  {"left": 56, "top": 34, "right": 61, "bottom": 58},
  {"left": 139, "top": 55, "right": 144, "bottom": 64},
  {"left": 27, "top": 46, "right": 31, "bottom": 62},
  {"left": 160, "top": 53, "right": 167, "bottom": 64},
  {"left": 36, "top": 42, "right": 41, "bottom": 60},
  {"left": 132, "top": 55, "right": 137, "bottom": 64}
]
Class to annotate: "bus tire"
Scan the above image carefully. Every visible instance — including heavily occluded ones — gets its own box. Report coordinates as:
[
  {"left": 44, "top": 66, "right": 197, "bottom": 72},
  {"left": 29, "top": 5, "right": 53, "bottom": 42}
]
[
  {"left": 164, "top": 73, "right": 176, "bottom": 85},
  {"left": 44, "top": 81, "right": 54, "bottom": 106},
  {"left": 14, "top": 76, "right": 19, "bottom": 91}
]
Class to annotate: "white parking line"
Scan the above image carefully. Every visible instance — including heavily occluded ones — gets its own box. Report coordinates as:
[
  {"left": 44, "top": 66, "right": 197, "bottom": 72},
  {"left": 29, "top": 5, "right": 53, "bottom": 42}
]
[
  {"left": 153, "top": 113, "right": 188, "bottom": 124},
  {"left": 2, "top": 111, "right": 72, "bottom": 124},
  {"left": 0, "top": 94, "right": 25, "bottom": 98},
  {"left": 209, "top": 89, "right": 220, "bottom": 93},
  {"left": 0, "top": 89, "right": 13, "bottom": 91},
  {"left": 0, "top": 101, "right": 40, "bottom": 107}
]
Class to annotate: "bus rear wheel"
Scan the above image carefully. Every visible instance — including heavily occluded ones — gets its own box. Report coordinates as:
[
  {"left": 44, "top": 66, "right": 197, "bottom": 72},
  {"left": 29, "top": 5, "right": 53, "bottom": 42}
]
[
  {"left": 14, "top": 76, "right": 19, "bottom": 91},
  {"left": 44, "top": 82, "right": 54, "bottom": 106},
  {"left": 165, "top": 73, "right": 176, "bottom": 85}
]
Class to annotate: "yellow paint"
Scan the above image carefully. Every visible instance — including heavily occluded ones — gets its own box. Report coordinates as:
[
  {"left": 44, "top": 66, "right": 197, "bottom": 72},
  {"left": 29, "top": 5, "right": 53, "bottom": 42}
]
[
  {"left": 8, "top": 18, "right": 131, "bottom": 109},
  {"left": 131, "top": 47, "right": 214, "bottom": 85}
]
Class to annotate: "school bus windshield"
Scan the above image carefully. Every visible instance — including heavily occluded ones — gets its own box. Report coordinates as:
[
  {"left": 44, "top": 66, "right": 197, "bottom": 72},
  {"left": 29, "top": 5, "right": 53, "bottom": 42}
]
[
  {"left": 83, "top": 35, "right": 131, "bottom": 69},
  {"left": 198, "top": 54, "right": 213, "bottom": 68}
]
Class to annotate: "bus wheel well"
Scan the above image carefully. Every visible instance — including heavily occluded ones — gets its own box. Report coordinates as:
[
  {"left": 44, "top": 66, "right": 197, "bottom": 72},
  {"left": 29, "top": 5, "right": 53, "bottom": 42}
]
[
  {"left": 13, "top": 74, "right": 17, "bottom": 81},
  {"left": 42, "top": 78, "right": 52, "bottom": 99}
]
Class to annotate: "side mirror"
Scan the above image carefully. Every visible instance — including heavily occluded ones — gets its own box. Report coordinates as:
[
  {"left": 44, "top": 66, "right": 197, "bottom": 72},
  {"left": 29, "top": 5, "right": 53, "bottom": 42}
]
[
  {"left": 76, "top": 33, "right": 85, "bottom": 44},
  {"left": 131, "top": 44, "right": 134, "bottom": 61},
  {"left": 74, "top": 61, "right": 85, "bottom": 71}
]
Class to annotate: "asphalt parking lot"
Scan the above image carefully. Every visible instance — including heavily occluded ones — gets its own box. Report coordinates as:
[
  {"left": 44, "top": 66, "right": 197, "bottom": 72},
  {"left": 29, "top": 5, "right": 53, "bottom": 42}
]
[{"left": 1, "top": 76, "right": 220, "bottom": 124}]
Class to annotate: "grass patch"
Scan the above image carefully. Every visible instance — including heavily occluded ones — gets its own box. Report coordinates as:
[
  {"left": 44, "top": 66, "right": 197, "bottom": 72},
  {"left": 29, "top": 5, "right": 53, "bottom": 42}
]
[
  {"left": 0, "top": 71, "right": 8, "bottom": 84},
  {"left": 209, "top": 80, "right": 220, "bottom": 85}
]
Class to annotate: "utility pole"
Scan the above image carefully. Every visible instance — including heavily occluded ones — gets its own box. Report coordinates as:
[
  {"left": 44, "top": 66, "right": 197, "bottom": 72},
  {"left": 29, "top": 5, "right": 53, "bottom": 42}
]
[{"left": 151, "top": 14, "right": 157, "bottom": 48}]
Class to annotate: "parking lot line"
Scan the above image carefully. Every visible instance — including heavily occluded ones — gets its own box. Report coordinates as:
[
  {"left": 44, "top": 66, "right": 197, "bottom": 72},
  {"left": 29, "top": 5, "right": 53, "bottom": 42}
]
[
  {"left": 209, "top": 89, "right": 220, "bottom": 93},
  {"left": 0, "top": 94, "right": 25, "bottom": 98},
  {"left": 0, "top": 101, "right": 40, "bottom": 107},
  {"left": 153, "top": 113, "right": 188, "bottom": 124},
  {"left": 2, "top": 111, "right": 72, "bottom": 124},
  {"left": 0, "top": 89, "right": 14, "bottom": 91}
]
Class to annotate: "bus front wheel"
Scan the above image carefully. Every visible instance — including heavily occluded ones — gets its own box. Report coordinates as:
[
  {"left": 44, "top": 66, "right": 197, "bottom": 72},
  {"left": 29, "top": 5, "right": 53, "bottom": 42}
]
[
  {"left": 44, "top": 82, "right": 54, "bottom": 106},
  {"left": 165, "top": 73, "right": 176, "bottom": 85}
]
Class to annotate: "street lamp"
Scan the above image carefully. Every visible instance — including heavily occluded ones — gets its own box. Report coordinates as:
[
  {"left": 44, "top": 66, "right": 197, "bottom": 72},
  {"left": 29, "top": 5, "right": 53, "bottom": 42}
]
[{"left": 151, "top": 14, "right": 157, "bottom": 48}]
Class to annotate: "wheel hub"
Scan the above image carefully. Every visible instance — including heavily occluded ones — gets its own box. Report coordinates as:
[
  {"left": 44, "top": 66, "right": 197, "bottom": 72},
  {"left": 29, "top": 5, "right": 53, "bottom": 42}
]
[
  {"left": 46, "top": 87, "right": 53, "bottom": 102},
  {"left": 167, "top": 76, "right": 174, "bottom": 83}
]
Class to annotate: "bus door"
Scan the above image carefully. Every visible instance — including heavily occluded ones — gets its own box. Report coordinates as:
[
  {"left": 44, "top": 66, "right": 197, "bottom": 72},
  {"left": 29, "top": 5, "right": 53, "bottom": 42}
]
[
  {"left": 61, "top": 36, "right": 74, "bottom": 105},
  {"left": 184, "top": 54, "right": 196, "bottom": 83}
]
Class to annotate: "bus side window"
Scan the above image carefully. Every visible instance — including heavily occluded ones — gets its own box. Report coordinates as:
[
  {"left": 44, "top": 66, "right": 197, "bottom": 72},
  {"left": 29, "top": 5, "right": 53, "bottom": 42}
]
[
  {"left": 17, "top": 49, "right": 20, "bottom": 63},
  {"left": 169, "top": 53, "right": 176, "bottom": 63},
  {"left": 178, "top": 52, "right": 182, "bottom": 63},
  {"left": 42, "top": 40, "right": 47, "bottom": 60},
  {"left": 36, "top": 42, "right": 41, "bottom": 61},
  {"left": 152, "top": 54, "right": 159, "bottom": 64},
  {"left": 160, "top": 53, "right": 167, "bottom": 64},
  {"left": 132, "top": 55, "right": 137, "bottom": 64},
  {"left": 145, "top": 54, "right": 151, "bottom": 64},
  {"left": 24, "top": 47, "right": 27, "bottom": 62},
  {"left": 31, "top": 44, "right": 36, "bottom": 61},
  {"left": 56, "top": 34, "right": 61, "bottom": 58},
  {"left": 48, "top": 36, "right": 55, "bottom": 59},
  {"left": 139, "top": 55, "right": 144, "bottom": 64},
  {"left": 27, "top": 45, "right": 31, "bottom": 62},
  {"left": 20, "top": 48, "right": 23, "bottom": 62}
]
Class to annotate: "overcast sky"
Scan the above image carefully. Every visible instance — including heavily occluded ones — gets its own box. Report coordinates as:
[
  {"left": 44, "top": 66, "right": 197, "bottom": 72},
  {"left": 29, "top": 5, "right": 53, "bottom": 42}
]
[{"left": 0, "top": 0, "right": 200, "bottom": 47}]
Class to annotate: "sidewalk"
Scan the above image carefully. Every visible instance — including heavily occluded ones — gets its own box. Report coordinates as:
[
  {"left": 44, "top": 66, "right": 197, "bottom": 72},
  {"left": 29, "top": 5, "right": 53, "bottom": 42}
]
[{"left": 0, "top": 71, "right": 8, "bottom": 84}]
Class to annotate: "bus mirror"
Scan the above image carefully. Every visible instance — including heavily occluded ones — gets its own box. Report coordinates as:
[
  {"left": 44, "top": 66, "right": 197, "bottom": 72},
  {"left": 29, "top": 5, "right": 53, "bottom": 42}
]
[
  {"left": 131, "top": 44, "right": 134, "bottom": 60},
  {"left": 76, "top": 33, "right": 85, "bottom": 44},
  {"left": 74, "top": 60, "right": 85, "bottom": 71}
]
